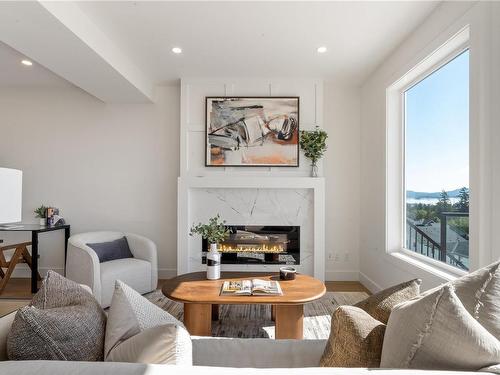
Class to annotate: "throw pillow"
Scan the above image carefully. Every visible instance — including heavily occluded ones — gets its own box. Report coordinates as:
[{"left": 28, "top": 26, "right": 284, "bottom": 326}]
[
  {"left": 320, "top": 306, "right": 386, "bottom": 368},
  {"left": 355, "top": 278, "right": 421, "bottom": 323},
  {"left": 104, "top": 280, "right": 191, "bottom": 365},
  {"left": 87, "top": 236, "right": 134, "bottom": 263},
  {"left": 106, "top": 324, "right": 191, "bottom": 364},
  {"left": 380, "top": 285, "right": 500, "bottom": 370},
  {"left": 451, "top": 261, "right": 500, "bottom": 340},
  {"left": 7, "top": 270, "right": 106, "bottom": 361}
]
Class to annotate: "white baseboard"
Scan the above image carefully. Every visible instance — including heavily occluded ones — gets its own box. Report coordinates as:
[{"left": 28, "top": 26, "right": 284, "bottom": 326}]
[
  {"left": 359, "top": 271, "right": 382, "bottom": 293},
  {"left": 12, "top": 267, "right": 177, "bottom": 280},
  {"left": 158, "top": 268, "right": 177, "bottom": 279},
  {"left": 325, "top": 270, "right": 359, "bottom": 281},
  {"left": 11, "top": 266, "right": 379, "bottom": 294}
]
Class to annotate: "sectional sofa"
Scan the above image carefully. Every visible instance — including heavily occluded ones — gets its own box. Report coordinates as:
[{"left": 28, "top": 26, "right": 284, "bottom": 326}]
[{"left": 0, "top": 310, "right": 497, "bottom": 375}]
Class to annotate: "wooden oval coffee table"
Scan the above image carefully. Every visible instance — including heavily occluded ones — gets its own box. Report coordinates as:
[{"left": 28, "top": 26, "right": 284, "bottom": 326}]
[{"left": 162, "top": 271, "right": 326, "bottom": 339}]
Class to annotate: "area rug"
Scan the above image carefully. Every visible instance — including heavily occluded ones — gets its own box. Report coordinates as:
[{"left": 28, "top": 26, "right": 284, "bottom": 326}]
[{"left": 145, "top": 291, "right": 368, "bottom": 339}]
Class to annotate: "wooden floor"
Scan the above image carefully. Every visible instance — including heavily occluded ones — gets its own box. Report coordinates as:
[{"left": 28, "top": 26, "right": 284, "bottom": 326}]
[
  {"left": 326, "top": 280, "right": 371, "bottom": 294},
  {"left": 0, "top": 278, "right": 370, "bottom": 317}
]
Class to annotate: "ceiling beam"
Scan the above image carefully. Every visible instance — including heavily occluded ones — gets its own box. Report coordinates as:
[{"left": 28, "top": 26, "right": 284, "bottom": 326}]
[{"left": 0, "top": 1, "right": 154, "bottom": 102}]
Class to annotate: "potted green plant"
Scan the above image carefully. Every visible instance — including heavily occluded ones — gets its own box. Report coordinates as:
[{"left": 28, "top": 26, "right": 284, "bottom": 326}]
[
  {"left": 299, "top": 126, "right": 328, "bottom": 177},
  {"left": 34, "top": 205, "right": 48, "bottom": 226},
  {"left": 190, "top": 214, "right": 229, "bottom": 280}
]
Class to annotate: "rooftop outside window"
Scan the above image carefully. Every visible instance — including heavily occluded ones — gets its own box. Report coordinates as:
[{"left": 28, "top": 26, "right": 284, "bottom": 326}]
[{"left": 404, "top": 49, "right": 470, "bottom": 270}]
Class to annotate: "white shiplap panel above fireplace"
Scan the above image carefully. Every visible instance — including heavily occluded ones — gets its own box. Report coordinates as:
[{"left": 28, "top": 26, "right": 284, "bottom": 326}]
[
  {"left": 178, "top": 78, "right": 326, "bottom": 280},
  {"left": 180, "top": 78, "right": 323, "bottom": 177}
]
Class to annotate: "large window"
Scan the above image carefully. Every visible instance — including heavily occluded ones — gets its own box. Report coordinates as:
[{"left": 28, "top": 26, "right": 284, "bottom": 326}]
[{"left": 404, "top": 49, "right": 469, "bottom": 271}]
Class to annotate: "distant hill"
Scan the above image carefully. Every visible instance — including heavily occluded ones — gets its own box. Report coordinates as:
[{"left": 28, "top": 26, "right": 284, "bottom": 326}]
[{"left": 406, "top": 188, "right": 463, "bottom": 199}]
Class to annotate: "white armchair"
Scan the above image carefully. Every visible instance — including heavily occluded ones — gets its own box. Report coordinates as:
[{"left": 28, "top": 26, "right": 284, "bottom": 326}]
[{"left": 66, "top": 231, "right": 158, "bottom": 308}]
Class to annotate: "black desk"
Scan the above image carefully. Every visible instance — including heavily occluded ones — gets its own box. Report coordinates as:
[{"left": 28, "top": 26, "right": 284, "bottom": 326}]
[{"left": 0, "top": 224, "right": 70, "bottom": 293}]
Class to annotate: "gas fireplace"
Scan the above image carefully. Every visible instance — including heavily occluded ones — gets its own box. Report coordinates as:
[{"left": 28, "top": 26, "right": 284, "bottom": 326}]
[{"left": 202, "top": 225, "right": 300, "bottom": 265}]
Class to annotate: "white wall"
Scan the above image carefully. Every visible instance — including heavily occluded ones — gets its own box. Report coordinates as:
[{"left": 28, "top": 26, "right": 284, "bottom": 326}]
[
  {"left": 0, "top": 85, "right": 180, "bottom": 278},
  {"left": 359, "top": 1, "right": 500, "bottom": 292},
  {"left": 1, "top": 79, "right": 361, "bottom": 281},
  {"left": 489, "top": 2, "right": 500, "bottom": 268},
  {"left": 323, "top": 84, "right": 361, "bottom": 280}
]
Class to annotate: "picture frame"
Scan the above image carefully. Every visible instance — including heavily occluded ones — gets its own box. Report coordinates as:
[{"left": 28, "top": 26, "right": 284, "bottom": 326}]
[{"left": 205, "top": 96, "right": 300, "bottom": 167}]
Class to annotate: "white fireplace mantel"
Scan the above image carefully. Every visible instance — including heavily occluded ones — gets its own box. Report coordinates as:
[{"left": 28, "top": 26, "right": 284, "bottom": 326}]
[{"left": 177, "top": 176, "right": 325, "bottom": 281}]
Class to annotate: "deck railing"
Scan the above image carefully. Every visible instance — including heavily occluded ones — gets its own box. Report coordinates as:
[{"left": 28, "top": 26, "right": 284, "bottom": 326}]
[{"left": 406, "top": 212, "right": 469, "bottom": 270}]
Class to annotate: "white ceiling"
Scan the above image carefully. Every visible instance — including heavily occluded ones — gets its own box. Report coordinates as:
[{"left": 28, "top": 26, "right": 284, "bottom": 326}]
[
  {"left": 77, "top": 1, "right": 439, "bottom": 85},
  {"left": 0, "top": 41, "right": 72, "bottom": 88},
  {"left": 0, "top": 1, "right": 155, "bottom": 101},
  {"left": 0, "top": 1, "right": 441, "bottom": 97}
]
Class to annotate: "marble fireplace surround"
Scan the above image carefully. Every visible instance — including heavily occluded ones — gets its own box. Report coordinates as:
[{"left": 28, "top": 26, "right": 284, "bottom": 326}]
[{"left": 177, "top": 176, "right": 325, "bottom": 281}]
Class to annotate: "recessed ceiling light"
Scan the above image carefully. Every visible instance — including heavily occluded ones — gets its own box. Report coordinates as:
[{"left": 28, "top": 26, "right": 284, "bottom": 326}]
[
  {"left": 317, "top": 46, "right": 327, "bottom": 54},
  {"left": 172, "top": 47, "right": 182, "bottom": 54},
  {"left": 21, "top": 59, "right": 33, "bottom": 66}
]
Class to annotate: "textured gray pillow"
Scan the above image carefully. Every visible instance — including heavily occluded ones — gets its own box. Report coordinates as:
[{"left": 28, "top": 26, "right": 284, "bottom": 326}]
[
  {"left": 381, "top": 285, "right": 500, "bottom": 370},
  {"left": 87, "top": 236, "right": 134, "bottom": 263},
  {"left": 7, "top": 270, "right": 106, "bottom": 361}
]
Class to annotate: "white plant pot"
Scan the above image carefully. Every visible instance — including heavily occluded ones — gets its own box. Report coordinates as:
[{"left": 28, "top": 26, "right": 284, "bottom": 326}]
[
  {"left": 39, "top": 218, "right": 46, "bottom": 226},
  {"left": 207, "top": 243, "right": 221, "bottom": 280},
  {"left": 311, "top": 163, "right": 319, "bottom": 177}
]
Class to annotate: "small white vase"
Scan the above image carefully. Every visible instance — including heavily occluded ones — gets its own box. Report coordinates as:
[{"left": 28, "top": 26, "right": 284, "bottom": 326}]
[
  {"left": 206, "top": 243, "right": 221, "bottom": 280},
  {"left": 39, "top": 218, "right": 46, "bottom": 226},
  {"left": 311, "top": 163, "right": 319, "bottom": 177}
]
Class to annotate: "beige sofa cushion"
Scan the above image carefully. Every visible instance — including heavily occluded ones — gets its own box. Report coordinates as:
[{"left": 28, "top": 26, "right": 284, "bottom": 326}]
[
  {"left": 419, "top": 261, "right": 500, "bottom": 340},
  {"left": 451, "top": 261, "right": 500, "bottom": 340},
  {"left": 7, "top": 271, "right": 106, "bottom": 361},
  {"left": 320, "top": 306, "right": 385, "bottom": 368},
  {"left": 105, "top": 280, "right": 191, "bottom": 365},
  {"left": 381, "top": 285, "right": 500, "bottom": 370},
  {"left": 355, "top": 278, "right": 421, "bottom": 323}
]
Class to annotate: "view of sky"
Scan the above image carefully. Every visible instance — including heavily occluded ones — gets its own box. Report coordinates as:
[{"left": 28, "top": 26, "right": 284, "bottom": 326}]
[{"left": 405, "top": 50, "right": 469, "bottom": 193}]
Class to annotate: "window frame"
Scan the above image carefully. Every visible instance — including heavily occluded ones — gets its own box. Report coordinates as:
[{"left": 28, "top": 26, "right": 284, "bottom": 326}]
[{"left": 386, "top": 26, "right": 470, "bottom": 277}]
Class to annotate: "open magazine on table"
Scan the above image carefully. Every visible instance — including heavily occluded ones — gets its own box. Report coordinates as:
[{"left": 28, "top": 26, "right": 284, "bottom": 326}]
[{"left": 220, "top": 279, "right": 283, "bottom": 296}]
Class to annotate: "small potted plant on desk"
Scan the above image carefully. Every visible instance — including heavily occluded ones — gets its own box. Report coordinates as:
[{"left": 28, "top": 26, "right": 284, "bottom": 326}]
[
  {"left": 190, "top": 214, "right": 229, "bottom": 280},
  {"left": 299, "top": 126, "right": 328, "bottom": 177},
  {"left": 34, "top": 205, "right": 48, "bottom": 226}
]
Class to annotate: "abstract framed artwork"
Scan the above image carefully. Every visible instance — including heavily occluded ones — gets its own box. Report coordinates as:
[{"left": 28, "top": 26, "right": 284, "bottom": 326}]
[{"left": 205, "top": 97, "right": 299, "bottom": 167}]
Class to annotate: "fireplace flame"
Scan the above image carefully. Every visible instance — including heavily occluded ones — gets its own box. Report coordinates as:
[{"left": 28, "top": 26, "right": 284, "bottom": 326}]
[{"left": 218, "top": 244, "right": 285, "bottom": 253}]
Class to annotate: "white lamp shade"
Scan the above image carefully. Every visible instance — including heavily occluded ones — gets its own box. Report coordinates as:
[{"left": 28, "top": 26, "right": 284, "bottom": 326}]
[{"left": 0, "top": 168, "right": 22, "bottom": 224}]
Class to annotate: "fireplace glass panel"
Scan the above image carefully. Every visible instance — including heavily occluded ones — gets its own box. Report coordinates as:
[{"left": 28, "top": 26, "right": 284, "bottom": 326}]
[{"left": 202, "top": 225, "right": 300, "bottom": 265}]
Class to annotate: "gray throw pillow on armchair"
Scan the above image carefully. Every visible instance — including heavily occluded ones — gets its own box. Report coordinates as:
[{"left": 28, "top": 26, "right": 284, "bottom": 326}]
[
  {"left": 87, "top": 236, "right": 134, "bottom": 263},
  {"left": 7, "top": 271, "right": 106, "bottom": 361}
]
